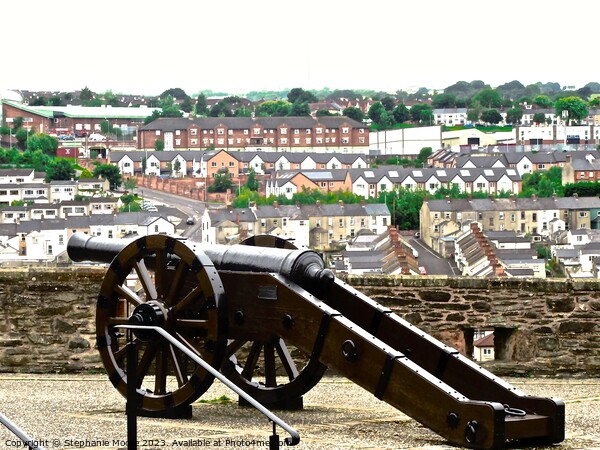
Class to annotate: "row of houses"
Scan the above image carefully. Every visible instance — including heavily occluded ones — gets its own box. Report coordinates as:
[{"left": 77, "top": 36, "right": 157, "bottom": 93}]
[
  {"left": 110, "top": 149, "right": 369, "bottom": 179},
  {"left": 419, "top": 194, "right": 600, "bottom": 256},
  {"left": 200, "top": 201, "right": 391, "bottom": 250},
  {"left": 266, "top": 166, "right": 522, "bottom": 199},
  {"left": 0, "top": 168, "right": 111, "bottom": 207},
  {"left": 429, "top": 148, "right": 596, "bottom": 175},
  {"left": 454, "top": 224, "right": 545, "bottom": 278},
  {"left": 0, "top": 209, "right": 186, "bottom": 263},
  {"left": 431, "top": 107, "right": 600, "bottom": 128}
]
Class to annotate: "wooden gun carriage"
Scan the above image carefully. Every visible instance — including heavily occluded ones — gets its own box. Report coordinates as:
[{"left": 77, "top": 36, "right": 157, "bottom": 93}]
[{"left": 67, "top": 233, "right": 565, "bottom": 450}]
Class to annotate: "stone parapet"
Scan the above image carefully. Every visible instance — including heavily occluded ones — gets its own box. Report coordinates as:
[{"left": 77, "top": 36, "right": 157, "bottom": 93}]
[{"left": 1, "top": 268, "right": 599, "bottom": 376}]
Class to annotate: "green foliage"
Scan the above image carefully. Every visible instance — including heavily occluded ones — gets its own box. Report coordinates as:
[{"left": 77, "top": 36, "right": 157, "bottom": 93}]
[
  {"left": 480, "top": 109, "right": 503, "bottom": 124},
  {"left": 195, "top": 93, "right": 209, "bottom": 116},
  {"left": 26, "top": 134, "right": 59, "bottom": 155},
  {"left": 505, "top": 108, "right": 524, "bottom": 125},
  {"left": 415, "top": 147, "right": 433, "bottom": 165},
  {"left": 392, "top": 103, "right": 410, "bottom": 123},
  {"left": 287, "top": 88, "right": 317, "bottom": 104},
  {"left": 45, "top": 159, "right": 76, "bottom": 182},
  {"left": 245, "top": 168, "right": 259, "bottom": 191},
  {"left": 555, "top": 96, "right": 588, "bottom": 124},
  {"left": 563, "top": 181, "right": 600, "bottom": 197},
  {"left": 520, "top": 166, "right": 564, "bottom": 197},
  {"left": 93, "top": 164, "right": 122, "bottom": 190},
  {"left": 15, "top": 129, "right": 29, "bottom": 147},
  {"left": 289, "top": 102, "right": 311, "bottom": 116},
  {"left": 472, "top": 88, "right": 503, "bottom": 108},
  {"left": 154, "top": 139, "right": 164, "bottom": 151},
  {"left": 342, "top": 106, "right": 365, "bottom": 123},
  {"left": 378, "top": 188, "right": 424, "bottom": 229},
  {"left": 79, "top": 168, "right": 93, "bottom": 179},
  {"left": 368, "top": 102, "right": 393, "bottom": 128},
  {"left": 256, "top": 100, "right": 292, "bottom": 117},
  {"left": 208, "top": 168, "right": 233, "bottom": 193},
  {"left": 123, "top": 177, "right": 138, "bottom": 192},
  {"left": 209, "top": 100, "right": 233, "bottom": 117}
]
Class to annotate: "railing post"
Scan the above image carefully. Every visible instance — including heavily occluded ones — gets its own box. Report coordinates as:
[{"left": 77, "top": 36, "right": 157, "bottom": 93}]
[{"left": 126, "top": 330, "right": 138, "bottom": 450}]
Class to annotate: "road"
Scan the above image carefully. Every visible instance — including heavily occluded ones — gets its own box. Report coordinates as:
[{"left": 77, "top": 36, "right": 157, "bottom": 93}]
[
  {"left": 410, "top": 237, "right": 459, "bottom": 276},
  {"left": 137, "top": 187, "right": 206, "bottom": 239}
]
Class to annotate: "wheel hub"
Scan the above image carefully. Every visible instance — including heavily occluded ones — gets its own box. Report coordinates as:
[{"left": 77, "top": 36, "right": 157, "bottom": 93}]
[{"left": 129, "top": 301, "right": 167, "bottom": 341}]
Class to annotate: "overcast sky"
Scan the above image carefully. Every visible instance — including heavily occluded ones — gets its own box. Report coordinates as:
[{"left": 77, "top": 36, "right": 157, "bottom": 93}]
[{"left": 2, "top": 0, "right": 598, "bottom": 97}]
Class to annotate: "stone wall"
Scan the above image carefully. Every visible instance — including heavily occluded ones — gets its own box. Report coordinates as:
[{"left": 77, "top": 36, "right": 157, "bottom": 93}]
[{"left": 1, "top": 268, "right": 599, "bottom": 376}]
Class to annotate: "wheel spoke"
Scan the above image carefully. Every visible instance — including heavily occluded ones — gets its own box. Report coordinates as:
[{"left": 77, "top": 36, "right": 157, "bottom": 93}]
[
  {"left": 114, "top": 340, "right": 137, "bottom": 363},
  {"left": 264, "top": 342, "right": 277, "bottom": 387},
  {"left": 168, "top": 344, "right": 187, "bottom": 387},
  {"left": 136, "top": 343, "right": 158, "bottom": 388},
  {"left": 241, "top": 342, "right": 262, "bottom": 380},
  {"left": 166, "top": 260, "right": 189, "bottom": 307},
  {"left": 226, "top": 339, "right": 248, "bottom": 357},
  {"left": 154, "top": 249, "right": 168, "bottom": 300},
  {"left": 134, "top": 259, "right": 157, "bottom": 301},
  {"left": 114, "top": 284, "right": 143, "bottom": 307},
  {"left": 154, "top": 342, "right": 168, "bottom": 395},
  {"left": 171, "top": 285, "right": 202, "bottom": 314},
  {"left": 275, "top": 338, "right": 299, "bottom": 380}
]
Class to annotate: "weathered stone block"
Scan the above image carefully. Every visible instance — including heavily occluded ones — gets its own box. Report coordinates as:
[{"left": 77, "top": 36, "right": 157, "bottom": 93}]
[
  {"left": 558, "top": 321, "right": 597, "bottom": 333},
  {"left": 419, "top": 290, "right": 451, "bottom": 302},
  {"left": 546, "top": 298, "right": 575, "bottom": 313}
]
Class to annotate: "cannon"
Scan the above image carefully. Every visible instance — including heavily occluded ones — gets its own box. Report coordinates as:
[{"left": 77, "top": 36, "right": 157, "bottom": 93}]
[{"left": 67, "top": 233, "right": 565, "bottom": 450}]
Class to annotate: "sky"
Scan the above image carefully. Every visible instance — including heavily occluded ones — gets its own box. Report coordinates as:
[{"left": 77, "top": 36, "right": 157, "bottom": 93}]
[{"left": 2, "top": 0, "right": 599, "bottom": 98}]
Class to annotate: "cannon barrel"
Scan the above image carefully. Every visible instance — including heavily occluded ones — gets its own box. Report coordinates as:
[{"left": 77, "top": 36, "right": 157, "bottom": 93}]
[{"left": 67, "top": 233, "right": 334, "bottom": 294}]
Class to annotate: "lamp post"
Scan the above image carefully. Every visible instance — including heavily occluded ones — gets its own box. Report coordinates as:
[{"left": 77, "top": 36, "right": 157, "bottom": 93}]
[{"left": 562, "top": 110, "right": 569, "bottom": 147}]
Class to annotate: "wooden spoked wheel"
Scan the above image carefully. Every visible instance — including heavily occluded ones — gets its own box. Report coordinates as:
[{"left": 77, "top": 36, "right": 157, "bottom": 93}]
[
  {"left": 221, "top": 235, "right": 327, "bottom": 408},
  {"left": 96, "top": 234, "right": 226, "bottom": 414}
]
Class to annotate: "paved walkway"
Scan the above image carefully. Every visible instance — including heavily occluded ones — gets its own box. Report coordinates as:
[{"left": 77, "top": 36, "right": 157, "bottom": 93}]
[{"left": 1, "top": 374, "right": 599, "bottom": 449}]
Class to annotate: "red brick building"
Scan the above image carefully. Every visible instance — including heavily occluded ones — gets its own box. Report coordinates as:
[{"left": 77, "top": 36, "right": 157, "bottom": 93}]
[{"left": 140, "top": 116, "right": 369, "bottom": 153}]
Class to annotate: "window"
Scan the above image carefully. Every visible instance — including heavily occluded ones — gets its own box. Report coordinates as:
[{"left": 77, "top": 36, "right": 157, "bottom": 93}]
[
  {"left": 342, "top": 127, "right": 349, "bottom": 134},
  {"left": 217, "top": 129, "right": 224, "bottom": 135},
  {"left": 532, "top": 213, "right": 537, "bottom": 221},
  {"left": 211, "top": 162, "right": 217, "bottom": 167},
  {"left": 316, "top": 128, "right": 323, "bottom": 134},
  {"left": 511, "top": 213, "right": 516, "bottom": 222},
  {"left": 176, "top": 130, "right": 181, "bottom": 135},
  {"left": 191, "top": 129, "right": 197, "bottom": 135},
  {"left": 280, "top": 128, "right": 287, "bottom": 134},
  {"left": 339, "top": 218, "right": 344, "bottom": 227},
  {"left": 294, "top": 129, "right": 300, "bottom": 135},
  {"left": 329, "top": 182, "right": 334, "bottom": 187},
  {"left": 499, "top": 212, "right": 505, "bottom": 220}
]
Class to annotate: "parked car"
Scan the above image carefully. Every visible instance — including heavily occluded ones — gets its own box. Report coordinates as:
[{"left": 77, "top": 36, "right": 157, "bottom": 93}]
[
  {"left": 186, "top": 217, "right": 195, "bottom": 225},
  {"left": 88, "top": 133, "right": 106, "bottom": 142}
]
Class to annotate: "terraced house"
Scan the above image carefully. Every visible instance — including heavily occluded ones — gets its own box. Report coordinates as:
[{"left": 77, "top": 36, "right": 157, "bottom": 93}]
[
  {"left": 139, "top": 116, "right": 368, "bottom": 153},
  {"left": 420, "top": 194, "right": 600, "bottom": 254}
]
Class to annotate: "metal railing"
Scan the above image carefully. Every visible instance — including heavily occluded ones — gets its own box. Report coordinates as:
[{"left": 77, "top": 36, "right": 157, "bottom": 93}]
[
  {"left": 0, "top": 412, "right": 45, "bottom": 450},
  {"left": 117, "top": 325, "right": 300, "bottom": 449}
]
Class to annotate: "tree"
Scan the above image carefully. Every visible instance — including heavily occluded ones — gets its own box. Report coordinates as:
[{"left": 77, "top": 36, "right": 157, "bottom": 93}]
[
  {"left": 79, "top": 168, "right": 93, "bottom": 179},
  {"left": 555, "top": 96, "right": 588, "bottom": 124},
  {"left": 45, "top": 159, "right": 75, "bottom": 182},
  {"left": 480, "top": 109, "right": 503, "bottom": 124},
  {"left": 287, "top": 88, "right": 317, "bottom": 104},
  {"left": 245, "top": 168, "right": 259, "bottom": 191},
  {"left": 208, "top": 168, "right": 233, "bottom": 193},
  {"left": 533, "top": 112, "right": 547, "bottom": 124},
  {"left": 532, "top": 95, "right": 553, "bottom": 108},
  {"left": 342, "top": 106, "right": 364, "bottom": 123},
  {"left": 173, "top": 159, "right": 182, "bottom": 176},
  {"left": 195, "top": 93, "right": 209, "bottom": 116},
  {"left": 15, "top": 129, "right": 29, "bottom": 148},
  {"left": 93, "top": 164, "right": 122, "bottom": 190},
  {"left": 415, "top": 147, "right": 433, "bottom": 165},
  {"left": 155, "top": 139, "right": 164, "bottom": 151},
  {"left": 408, "top": 103, "right": 432, "bottom": 124},
  {"left": 472, "top": 88, "right": 503, "bottom": 108},
  {"left": 380, "top": 96, "right": 395, "bottom": 111},
  {"left": 505, "top": 107, "right": 524, "bottom": 125},
  {"left": 26, "top": 134, "right": 59, "bottom": 155},
  {"left": 209, "top": 100, "right": 233, "bottom": 117},
  {"left": 80, "top": 86, "right": 94, "bottom": 102},
  {"left": 289, "top": 102, "right": 311, "bottom": 116},
  {"left": 432, "top": 93, "right": 457, "bottom": 108},
  {"left": 123, "top": 177, "right": 138, "bottom": 193},
  {"left": 392, "top": 104, "right": 410, "bottom": 123},
  {"left": 368, "top": 102, "right": 388, "bottom": 127},
  {"left": 256, "top": 100, "right": 291, "bottom": 117}
]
